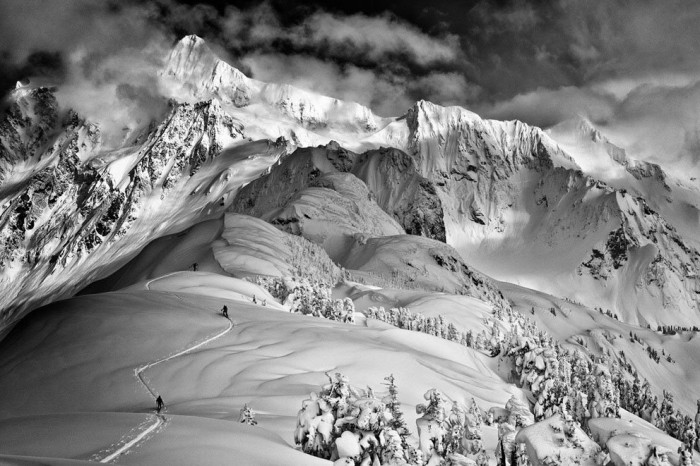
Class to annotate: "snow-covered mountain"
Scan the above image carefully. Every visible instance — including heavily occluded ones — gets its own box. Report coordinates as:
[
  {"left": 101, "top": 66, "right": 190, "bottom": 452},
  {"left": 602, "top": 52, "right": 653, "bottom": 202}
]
[
  {"left": 406, "top": 103, "right": 700, "bottom": 325},
  {"left": 0, "top": 84, "right": 282, "bottom": 334},
  {"left": 3, "top": 33, "right": 700, "bottom": 466},
  {"left": 161, "top": 35, "right": 393, "bottom": 149},
  {"left": 166, "top": 35, "right": 700, "bottom": 326},
  {"left": 2, "top": 34, "right": 699, "bottom": 334}
]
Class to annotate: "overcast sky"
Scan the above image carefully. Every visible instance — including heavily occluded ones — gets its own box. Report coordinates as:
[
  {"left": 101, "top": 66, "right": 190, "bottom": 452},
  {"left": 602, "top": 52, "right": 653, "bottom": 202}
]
[{"left": 1, "top": 0, "right": 699, "bottom": 176}]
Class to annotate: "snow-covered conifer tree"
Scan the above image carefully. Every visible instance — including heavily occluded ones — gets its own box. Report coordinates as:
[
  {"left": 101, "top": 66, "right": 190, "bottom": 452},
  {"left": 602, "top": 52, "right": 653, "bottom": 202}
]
[
  {"left": 239, "top": 403, "right": 257, "bottom": 426},
  {"left": 383, "top": 375, "right": 411, "bottom": 450}
]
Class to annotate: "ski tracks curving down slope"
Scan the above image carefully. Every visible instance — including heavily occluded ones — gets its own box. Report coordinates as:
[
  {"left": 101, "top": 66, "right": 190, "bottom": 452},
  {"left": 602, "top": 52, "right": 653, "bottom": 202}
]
[{"left": 98, "top": 313, "right": 234, "bottom": 463}]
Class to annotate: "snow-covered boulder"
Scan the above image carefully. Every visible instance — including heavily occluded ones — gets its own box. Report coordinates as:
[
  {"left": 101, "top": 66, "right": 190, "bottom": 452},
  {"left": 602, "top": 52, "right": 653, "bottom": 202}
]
[
  {"left": 515, "top": 414, "right": 601, "bottom": 466},
  {"left": 589, "top": 414, "right": 699, "bottom": 466}
]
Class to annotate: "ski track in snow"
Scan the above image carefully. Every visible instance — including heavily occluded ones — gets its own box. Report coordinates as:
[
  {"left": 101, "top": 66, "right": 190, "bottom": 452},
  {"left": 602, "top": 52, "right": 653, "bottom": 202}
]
[
  {"left": 99, "top": 414, "right": 165, "bottom": 464},
  {"left": 144, "top": 272, "right": 183, "bottom": 291},
  {"left": 97, "top": 306, "right": 234, "bottom": 463}
]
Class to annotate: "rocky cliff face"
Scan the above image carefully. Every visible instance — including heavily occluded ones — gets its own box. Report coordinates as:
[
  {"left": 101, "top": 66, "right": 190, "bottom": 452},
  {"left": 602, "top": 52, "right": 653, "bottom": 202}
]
[
  {"left": 395, "top": 100, "right": 700, "bottom": 325},
  {"left": 229, "top": 140, "right": 509, "bottom": 310},
  {"left": 575, "top": 191, "right": 700, "bottom": 324},
  {"left": 349, "top": 146, "right": 445, "bottom": 241},
  {"left": 2, "top": 34, "right": 699, "bottom": 333},
  {"left": 231, "top": 141, "right": 446, "bottom": 243},
  {"left": 570, "top": 117, "right": 669, "bottom": 189},
  {"left": 403, "top": 100, "right": 580, "bottom": 235},
  {"left": 162, "top": 35, "right": 387, "bottom": 136},
  {"left": 0, "top": 86, "right": 282, "bottom": 336}
]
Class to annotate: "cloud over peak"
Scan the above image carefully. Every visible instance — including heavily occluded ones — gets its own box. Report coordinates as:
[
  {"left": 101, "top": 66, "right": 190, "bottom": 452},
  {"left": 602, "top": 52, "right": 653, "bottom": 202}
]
[{"left": 1, "top": 0, "right": 700, "bottom": 176}]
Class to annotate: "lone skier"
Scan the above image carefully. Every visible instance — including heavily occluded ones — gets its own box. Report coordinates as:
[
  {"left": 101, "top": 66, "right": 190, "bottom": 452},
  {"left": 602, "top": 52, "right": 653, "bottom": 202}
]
[
  {"left": 156, "top": 395, "right": 164, "bottom": 413},
  {"left": 222, "top": 305, "right": 228, "bottom": 318},
  {"left": 192, "top": 263, "right": 198, "bottom": 271}
]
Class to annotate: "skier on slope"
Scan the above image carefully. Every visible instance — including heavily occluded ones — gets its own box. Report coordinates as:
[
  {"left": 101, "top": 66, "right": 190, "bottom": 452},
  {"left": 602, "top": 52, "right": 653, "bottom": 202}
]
[
  {"left": 156, "top": 395, "right": 165, "bottom": 413},
  {"left": 222, "top": 305, "right": 228, "bottom": 318}
]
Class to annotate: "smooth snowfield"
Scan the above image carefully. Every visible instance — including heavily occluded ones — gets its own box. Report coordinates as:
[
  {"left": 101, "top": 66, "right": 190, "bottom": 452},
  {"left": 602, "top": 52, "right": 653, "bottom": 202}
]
[
  {"left": 94, "top": 292, "right": 234, "bottom": 463},
  {"left": 0, "top": 274, "right": 522, "bottom": 464}
]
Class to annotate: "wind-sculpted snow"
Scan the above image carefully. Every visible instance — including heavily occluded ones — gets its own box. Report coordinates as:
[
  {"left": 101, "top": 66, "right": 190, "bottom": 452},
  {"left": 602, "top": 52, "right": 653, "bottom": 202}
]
[
  {"left": 339, "top": 234, "right": 511, "bottom": 311},
  {"left": 213, "top": 213, "right": 344, "bottom": 281},
  {"left": 349, "top": 145, "right": 446, "bottom": 241},
  {"left": 227, "top": 143, "right": 507, "bottom": 310},
  {"left": 231, "top": 153, "right": 404, "bottom": 259},
  {"left": 549, "top": 116, "right": 700, "bottom": 251}
]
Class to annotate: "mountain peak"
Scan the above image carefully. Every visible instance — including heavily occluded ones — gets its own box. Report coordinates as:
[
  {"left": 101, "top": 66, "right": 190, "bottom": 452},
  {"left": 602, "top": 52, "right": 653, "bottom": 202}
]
[
  {"left": 168, "top": 34, "right": 214, "bottom": 68},
  {"left": 163, "top": 35, "right": 253, "bottom": 107},
  {"left": 182, "top": 34, "right": 206, "bottom": 46}
]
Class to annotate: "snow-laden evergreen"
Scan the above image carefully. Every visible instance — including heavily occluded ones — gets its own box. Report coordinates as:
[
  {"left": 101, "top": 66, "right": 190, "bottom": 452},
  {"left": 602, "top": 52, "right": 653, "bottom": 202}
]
[
  {"left": 363, "top": 297, "right": 700, "bottom": 462},
  {"left": 294, "top": 373, "right": 489, "bottom": 466},
  {"left": 294, "top": 372, "right": 420, "bottom": 465}
]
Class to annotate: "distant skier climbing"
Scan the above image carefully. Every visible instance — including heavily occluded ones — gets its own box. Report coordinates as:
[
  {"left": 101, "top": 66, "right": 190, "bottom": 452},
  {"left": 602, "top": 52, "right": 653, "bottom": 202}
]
[
  {"left": 221, "top": 305, "right": 228, "bottom": 318},
  {"left": 156, "top": 395, "right": 164, "bottom": 413},
  {"left": 192, "top": 263, "right": 198, "bottom": 271}
]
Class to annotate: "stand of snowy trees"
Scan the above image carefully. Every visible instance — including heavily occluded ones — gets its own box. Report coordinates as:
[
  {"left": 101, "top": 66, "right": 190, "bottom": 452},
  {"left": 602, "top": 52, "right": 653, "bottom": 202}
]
[
  {"left": 365, "top": 306, "right": 494, "bottom": 353},
  {"left": 294, "top": 372, "right": 490, "bottom": 466},
  {"left": 248, "top": 267, "right": 699, "bottom": 463},
  {"left": 363, "top": 303, "right": 700, "bottom": 460},
  {"left": 254, "top": 276, "right": 355, "bottom": 323}
]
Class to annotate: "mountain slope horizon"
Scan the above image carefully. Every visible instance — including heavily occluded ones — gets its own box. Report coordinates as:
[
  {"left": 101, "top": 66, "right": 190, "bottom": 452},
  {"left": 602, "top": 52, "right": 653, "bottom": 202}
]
[
  {"left": 2, "top": 28, "right": 700, "bottom": 466},
  {"left": 0, "top": 34, "right": 699, "bottom": 333}
]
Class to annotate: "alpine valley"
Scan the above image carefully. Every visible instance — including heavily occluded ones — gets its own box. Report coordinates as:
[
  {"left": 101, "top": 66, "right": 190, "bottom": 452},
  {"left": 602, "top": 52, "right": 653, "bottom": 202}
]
[{"left": 1, "top": 35, "right": 699, "bottom": 466}]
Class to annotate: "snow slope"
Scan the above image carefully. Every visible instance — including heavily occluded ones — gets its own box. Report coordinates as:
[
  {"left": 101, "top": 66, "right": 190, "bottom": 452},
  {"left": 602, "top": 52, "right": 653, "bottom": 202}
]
[
  {"left": 548, "top": 116, "right": 700, "bottom": 251},
  {"left": 0, "top": 276, "right": 522, "bottom": 464},
  {"left": 3, "top": 33, "right": 699, "bottom": 334},
  {"left": 2, "top": 31, "right": 700, "bottom": 466},
  {"left": 0, "top": 87, "right": 286, "bottom": 336}
]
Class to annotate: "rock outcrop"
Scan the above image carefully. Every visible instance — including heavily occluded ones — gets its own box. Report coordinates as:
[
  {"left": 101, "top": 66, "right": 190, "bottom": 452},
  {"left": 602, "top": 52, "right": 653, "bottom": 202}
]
[
  {"left": 0, "top": 87, "right": 282, "bottom": 336},
  {"left": 231, "top": 142, "right": 447, "bottom": 244}
]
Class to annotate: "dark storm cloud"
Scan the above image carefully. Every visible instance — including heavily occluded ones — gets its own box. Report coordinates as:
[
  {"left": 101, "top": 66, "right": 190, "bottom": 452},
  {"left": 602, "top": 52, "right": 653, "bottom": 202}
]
[
  {"left": 479, "top": 87, "right": 617, "bottom": 129},
  {"left": 0, "top": 0, "right": 470, "bottom": 120},
  {"left": 459, "top": 0, "right": 700, "bottom": 98},
  {"left": 1, "top": 0, "right": 699, "bottom": 174},
  {"left": 0, "top": 0, "right": 174, "bottom": 143},
  {"left": 443, "top": 0, "right": 700, "bottom": 176},
  {"left": 0, "top": 51, "right": 66, "bottom": 97},
  {"left": 150, "top": 1, "right": 469, "bottom": 106},
  {"left": 138, "top": 0, "right": 473, "bottom": 114}
]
